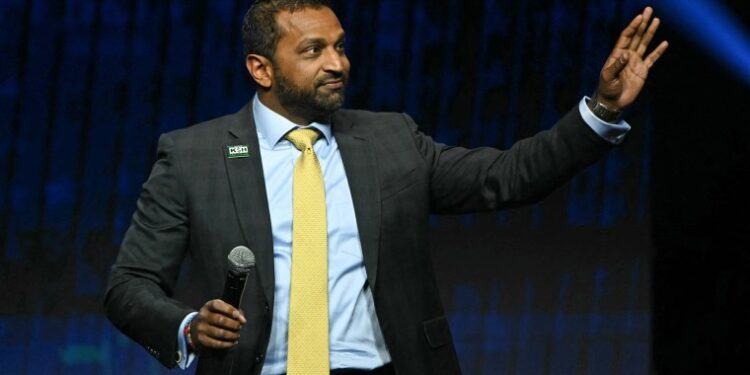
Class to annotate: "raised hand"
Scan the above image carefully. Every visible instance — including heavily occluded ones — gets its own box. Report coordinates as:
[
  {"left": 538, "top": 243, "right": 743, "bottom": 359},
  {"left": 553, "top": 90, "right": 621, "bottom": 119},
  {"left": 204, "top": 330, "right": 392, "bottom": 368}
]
[{"left": 596, "top": 6, "right": 669, "bottom": 111}]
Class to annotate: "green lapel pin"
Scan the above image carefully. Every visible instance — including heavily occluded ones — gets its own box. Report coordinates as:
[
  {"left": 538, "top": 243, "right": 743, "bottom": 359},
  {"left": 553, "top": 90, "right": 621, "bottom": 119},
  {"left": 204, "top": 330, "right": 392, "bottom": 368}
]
[{"left": 226, "top": 144, "right": 250, "bottom": 158}]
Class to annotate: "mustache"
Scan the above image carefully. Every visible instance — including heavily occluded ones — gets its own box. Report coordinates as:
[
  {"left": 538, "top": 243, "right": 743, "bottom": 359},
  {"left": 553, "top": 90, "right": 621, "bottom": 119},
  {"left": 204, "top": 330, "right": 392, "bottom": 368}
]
[{"left": 315, "top": 72, "right": 347, "bottom": 86}]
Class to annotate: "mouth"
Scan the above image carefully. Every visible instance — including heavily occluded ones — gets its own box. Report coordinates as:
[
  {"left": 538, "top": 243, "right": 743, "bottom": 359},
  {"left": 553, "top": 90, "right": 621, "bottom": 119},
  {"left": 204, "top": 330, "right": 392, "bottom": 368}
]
[{"left": 319, "top": 79, "right": 345, "bottom": 89}]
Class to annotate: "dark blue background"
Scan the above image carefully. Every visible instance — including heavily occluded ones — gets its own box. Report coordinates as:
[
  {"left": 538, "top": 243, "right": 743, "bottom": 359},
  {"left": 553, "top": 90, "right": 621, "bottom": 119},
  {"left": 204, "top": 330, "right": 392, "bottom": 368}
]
[{"left": 0, "top": 0, "right": 679, "bottom": 373}]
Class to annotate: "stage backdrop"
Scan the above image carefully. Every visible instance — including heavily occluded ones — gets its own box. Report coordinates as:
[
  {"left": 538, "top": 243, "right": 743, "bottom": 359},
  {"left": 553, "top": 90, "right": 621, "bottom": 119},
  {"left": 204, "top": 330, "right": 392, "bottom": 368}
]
[{"left": 0, "top": 0, "right": 652, "bottom": 373}]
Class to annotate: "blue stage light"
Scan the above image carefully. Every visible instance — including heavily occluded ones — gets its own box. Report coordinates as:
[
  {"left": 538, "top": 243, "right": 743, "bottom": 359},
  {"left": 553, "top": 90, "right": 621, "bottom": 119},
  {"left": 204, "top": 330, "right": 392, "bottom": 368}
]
[{"left": 655, "top": 0, "right": 750, "bottom": 85}]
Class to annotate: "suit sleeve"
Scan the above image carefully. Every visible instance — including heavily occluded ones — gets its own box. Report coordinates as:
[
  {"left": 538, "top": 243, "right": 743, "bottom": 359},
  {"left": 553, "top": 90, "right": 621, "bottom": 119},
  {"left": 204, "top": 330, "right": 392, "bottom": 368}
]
[
  {"left": 104, "top": 133, "right": 194, "bottom": 369},
  {"left": 406, "top": 106, "right": 615, "bottom": 214}
]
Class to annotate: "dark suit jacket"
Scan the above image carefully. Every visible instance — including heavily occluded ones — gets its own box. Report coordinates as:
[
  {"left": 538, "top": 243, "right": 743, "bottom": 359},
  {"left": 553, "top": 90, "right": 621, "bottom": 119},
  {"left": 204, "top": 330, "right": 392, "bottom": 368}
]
[{"left": 104, "top": 101, "right": 613, "bottom": 374}]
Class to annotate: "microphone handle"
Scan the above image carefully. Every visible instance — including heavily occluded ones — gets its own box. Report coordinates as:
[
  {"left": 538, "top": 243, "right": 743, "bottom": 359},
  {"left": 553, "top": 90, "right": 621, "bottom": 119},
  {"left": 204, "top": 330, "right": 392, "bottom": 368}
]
[{"left": 221, "top": 270, "right": 249, "bottom": 308}]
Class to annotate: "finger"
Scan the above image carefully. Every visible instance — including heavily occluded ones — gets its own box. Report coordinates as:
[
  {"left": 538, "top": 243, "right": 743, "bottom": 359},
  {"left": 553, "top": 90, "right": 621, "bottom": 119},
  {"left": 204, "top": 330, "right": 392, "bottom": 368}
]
[
  {"left": 602, "top": 52, "right": 629, "bottom": 82},
  {"left": 637, "top": 17, "right": 660, "bottom": 56},
  {"left": 207, "top": 299, "right": 247, "bottom": 324},
  {"left": 645, "top": 40, "right": 669, "bottom": 68},
  {"left": 207, "top": 299, "right": 241, "bottom": 319},
  {"left": 202, "top": 325, "right": 241, "bottom": 342},
  {"left": 615, "top": 14, "right": 643, "bottom": 49},
  {"left": 205, "top": 312, "right": 243, "bottom": 331},
  {"left": 628, "top": 7, "right": 653, "bottom": 50},
  {"left": 198, "top": 335, "right": 238, "bottom": 349}
]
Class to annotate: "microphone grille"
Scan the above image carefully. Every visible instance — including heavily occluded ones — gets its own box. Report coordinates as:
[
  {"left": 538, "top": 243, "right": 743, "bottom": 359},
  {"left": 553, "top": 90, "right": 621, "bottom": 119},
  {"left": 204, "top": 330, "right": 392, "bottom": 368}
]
[{"left": 227, "top": 246, "right": 255, "bottom": 273}]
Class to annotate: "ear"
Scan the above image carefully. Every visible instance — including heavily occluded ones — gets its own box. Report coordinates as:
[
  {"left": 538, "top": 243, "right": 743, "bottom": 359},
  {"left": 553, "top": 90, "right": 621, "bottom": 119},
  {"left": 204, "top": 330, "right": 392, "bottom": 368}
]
[{"left": 246, "top": 54, "right": 273, "bottom": 89}]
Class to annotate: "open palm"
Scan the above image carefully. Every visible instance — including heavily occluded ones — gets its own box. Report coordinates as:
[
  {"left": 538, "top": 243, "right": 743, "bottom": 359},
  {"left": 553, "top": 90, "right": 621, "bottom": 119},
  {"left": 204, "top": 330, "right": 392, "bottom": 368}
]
[{"left": 597, "top": 7, "right": 669, "bottom": 110}]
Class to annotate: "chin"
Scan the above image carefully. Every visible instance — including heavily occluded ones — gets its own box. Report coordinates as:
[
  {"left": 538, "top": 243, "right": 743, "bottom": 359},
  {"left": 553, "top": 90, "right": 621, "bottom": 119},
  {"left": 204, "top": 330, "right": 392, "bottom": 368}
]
[{"left": 316, "top": 94, "right": 345, "bottom": 112}]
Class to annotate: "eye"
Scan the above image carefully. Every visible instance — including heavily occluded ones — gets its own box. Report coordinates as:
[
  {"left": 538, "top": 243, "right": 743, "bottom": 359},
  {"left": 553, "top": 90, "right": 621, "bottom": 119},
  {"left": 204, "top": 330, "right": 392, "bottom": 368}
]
[{"left": 304, "top": 46, "right": 321, "bottom": 55}]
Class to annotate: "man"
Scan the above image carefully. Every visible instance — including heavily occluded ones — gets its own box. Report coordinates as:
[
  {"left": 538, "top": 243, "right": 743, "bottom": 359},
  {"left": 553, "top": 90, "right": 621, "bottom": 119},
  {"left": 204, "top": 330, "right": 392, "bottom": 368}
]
[{"left": 104, "top": 1, "right": 667, "bottom": 374}]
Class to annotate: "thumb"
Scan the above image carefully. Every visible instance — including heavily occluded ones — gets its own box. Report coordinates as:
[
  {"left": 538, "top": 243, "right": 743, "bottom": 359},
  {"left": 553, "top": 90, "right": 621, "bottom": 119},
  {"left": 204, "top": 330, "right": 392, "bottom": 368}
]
[{"left": 601, "top": 52, "right": 629, "bottom": 82}]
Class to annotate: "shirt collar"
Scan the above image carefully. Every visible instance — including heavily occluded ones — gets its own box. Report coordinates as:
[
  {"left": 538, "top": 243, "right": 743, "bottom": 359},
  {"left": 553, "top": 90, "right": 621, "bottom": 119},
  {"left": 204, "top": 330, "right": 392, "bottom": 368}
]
[{"left": 252, "top": 94, "right": 332, "bottom": 148}]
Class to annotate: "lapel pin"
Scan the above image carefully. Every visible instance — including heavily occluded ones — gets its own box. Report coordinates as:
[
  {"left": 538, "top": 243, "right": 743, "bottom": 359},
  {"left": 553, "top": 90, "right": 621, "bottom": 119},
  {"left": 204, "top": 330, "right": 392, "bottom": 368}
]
[{"left": 226, "top": 144, "right": 250, "bottom": 159}]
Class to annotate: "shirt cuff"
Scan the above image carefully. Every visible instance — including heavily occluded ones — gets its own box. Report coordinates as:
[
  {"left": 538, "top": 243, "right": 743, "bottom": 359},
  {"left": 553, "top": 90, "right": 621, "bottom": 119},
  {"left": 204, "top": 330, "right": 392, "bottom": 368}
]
[
  {"left": 578, "top": 97, "right": 631, "bottom": 144},
  {"left": 176, "top": 312, "right": 198, "bottom": 370}
]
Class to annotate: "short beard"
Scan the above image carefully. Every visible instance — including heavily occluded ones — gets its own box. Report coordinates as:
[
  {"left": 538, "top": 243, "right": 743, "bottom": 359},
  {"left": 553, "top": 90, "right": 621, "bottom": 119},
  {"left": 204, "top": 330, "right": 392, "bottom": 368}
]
[{"left": 274, "top": 68, "right": 346, "bottom": 123}]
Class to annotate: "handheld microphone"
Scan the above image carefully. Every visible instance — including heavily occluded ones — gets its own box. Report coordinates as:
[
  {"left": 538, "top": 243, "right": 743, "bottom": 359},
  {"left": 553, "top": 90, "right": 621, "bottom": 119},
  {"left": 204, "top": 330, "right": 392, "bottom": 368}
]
[{"left": 221, "top": 246, "right": 255, "bottom": 308}]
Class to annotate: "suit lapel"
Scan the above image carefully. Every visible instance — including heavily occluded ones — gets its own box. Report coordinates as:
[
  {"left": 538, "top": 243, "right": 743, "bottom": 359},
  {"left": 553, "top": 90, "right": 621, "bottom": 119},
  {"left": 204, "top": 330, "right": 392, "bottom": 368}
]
[
  {"left": 224, "top": 103, "right": 275, "bottom": 308},
  {"left": 333, "top": 112, "right": 382, "bottom": 291}
]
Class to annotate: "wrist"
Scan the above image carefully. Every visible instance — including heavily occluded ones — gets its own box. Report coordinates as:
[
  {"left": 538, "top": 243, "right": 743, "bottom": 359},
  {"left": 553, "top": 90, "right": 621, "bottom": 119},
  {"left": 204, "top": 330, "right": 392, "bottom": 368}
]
[
  {"left": 588, "top": 94, "right": 622, "bottom": 123},
  {"left": 184, "top": 315, "right": 195, "bottom": 352}
]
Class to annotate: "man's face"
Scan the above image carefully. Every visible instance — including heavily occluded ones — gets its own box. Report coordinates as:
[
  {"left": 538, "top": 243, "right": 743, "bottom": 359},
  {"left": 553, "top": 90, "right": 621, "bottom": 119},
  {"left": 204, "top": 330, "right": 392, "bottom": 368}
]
[{"left": 270, "top": 6, "right": 350, "bottom": 120}]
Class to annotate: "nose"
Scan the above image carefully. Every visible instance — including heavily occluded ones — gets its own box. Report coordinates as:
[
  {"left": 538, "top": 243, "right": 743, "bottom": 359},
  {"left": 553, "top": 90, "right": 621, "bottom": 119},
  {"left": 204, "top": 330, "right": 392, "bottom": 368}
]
[{"left": 323, "top": 47, "right": 346, "bottom": 73}]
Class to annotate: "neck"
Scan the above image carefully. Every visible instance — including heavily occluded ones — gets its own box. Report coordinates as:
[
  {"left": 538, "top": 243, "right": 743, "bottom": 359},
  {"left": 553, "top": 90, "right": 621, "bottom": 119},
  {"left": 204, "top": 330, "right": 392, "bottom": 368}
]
[{"left": 258, "top": 92, "right": 326, "bottom": 126}]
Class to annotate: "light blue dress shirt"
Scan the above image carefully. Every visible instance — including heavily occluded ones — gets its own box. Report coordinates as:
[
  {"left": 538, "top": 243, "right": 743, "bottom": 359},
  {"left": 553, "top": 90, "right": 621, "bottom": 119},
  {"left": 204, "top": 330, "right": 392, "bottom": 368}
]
[
  {"left": 176, "top": 96, "right": 630, "bottom": 371},
  {"left": 252, "top": 96, "right": 392, "bottom": 374}
]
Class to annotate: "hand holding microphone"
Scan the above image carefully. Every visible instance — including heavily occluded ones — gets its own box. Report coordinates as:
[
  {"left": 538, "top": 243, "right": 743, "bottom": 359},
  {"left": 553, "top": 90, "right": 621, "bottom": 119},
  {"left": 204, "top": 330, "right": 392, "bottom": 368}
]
[{"left": 188, "top": 246, "right": 255, "bottom": 353}]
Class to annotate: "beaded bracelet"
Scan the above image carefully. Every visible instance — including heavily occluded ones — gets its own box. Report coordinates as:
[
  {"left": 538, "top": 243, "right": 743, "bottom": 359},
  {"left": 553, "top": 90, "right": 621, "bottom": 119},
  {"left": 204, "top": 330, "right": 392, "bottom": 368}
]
[{"left": 184, "top": 316, "right": 195, "bottom": 351}]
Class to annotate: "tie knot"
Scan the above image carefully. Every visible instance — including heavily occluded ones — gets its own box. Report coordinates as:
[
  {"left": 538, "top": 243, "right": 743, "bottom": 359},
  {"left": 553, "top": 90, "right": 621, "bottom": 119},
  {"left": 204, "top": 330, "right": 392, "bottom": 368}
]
[{"left": 285, "top": 128, "right": 320, "bottom": 152}]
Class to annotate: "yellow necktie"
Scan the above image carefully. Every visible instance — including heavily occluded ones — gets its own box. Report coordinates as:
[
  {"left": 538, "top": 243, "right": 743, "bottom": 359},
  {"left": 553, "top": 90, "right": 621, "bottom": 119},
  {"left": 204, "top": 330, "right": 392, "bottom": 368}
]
[{"left": 285, "top": 128, "right": 329, "bottom": 375}]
